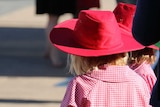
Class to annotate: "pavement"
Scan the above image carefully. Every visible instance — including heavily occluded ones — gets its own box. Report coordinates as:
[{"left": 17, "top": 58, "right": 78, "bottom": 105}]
[{"left": 0, "top": 0, "right": 116, "bottom": 107}]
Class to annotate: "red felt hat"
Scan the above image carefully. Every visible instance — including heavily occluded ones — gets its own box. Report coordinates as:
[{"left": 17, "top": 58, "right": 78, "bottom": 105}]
[
  {"left": 50, "top": 10, "right": 145, "bottom": 56},
  {"left": 114, "top": 2, "right": 159, "bottom": 50}
]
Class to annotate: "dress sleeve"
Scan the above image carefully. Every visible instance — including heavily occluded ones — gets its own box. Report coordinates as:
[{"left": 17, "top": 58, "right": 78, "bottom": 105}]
[
  {"left": 61, "top": 78, "right": 77, "bottom": 107},
  {"left": 134, "top": 63, "right": 157, "bottom": 93}
]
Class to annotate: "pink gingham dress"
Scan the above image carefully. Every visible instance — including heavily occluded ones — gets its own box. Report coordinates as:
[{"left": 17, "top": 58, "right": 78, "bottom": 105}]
[
  {"left": 61, "top": 65, "right": 151, "bottom": 107},
  {"left": 133, "top": 62, "right": 157, "bottom": 93}
]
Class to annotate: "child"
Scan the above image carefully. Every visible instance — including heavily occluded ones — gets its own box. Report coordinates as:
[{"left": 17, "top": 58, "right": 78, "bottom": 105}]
[
  {"left": 128, "top": 48, "right": 157, "bottom": 93},
  {"left": 113, "top": 2, "right": 157, "bottom": 93},
  {"left": 50, "top": 10, "right": 151, "bottom": 107}
]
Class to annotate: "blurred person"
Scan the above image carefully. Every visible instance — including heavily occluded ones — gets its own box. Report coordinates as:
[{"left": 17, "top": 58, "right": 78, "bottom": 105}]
[{"left": 35, "top": 0, "right": 100, "bottom": 67}]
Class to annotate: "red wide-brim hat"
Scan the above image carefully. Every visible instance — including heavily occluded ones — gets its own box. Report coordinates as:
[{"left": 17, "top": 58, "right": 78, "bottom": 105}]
[
  {"left": 50, "top": 10, "right": 145, "bottom": 56},
  {"left": 114, "top": 2, "right": 159, "bottom": 50}
]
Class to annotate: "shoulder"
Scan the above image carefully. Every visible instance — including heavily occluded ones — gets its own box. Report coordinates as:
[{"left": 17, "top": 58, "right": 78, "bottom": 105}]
[{"left": 69, "top": 75, "right": 98, "bottom": 88}]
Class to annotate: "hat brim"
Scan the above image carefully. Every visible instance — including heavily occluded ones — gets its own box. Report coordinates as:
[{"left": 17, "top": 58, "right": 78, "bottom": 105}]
[
  {"left": 119, "top": 24, "right": 159, "bottom": 50},
  {"left": 50, "top": 19, "right": 145, "bottom": 56}
]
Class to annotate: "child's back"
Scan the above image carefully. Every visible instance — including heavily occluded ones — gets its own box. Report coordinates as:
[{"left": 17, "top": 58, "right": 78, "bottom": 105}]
[{"left": 62, "top": 65, "right": 151, "bottom": 107}]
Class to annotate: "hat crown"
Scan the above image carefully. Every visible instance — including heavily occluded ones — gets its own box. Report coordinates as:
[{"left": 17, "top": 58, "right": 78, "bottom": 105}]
[
  {"left": 113, "top": 3, "right": 136, "bottom": 31},
  {"left": 73, "top": 10, "right": 123, "bottom": 50}
]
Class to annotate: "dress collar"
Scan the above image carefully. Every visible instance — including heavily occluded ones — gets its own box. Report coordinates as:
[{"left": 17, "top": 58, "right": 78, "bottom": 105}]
[{"left": 85, "top": 65, "right": 133, "bottom": 83}]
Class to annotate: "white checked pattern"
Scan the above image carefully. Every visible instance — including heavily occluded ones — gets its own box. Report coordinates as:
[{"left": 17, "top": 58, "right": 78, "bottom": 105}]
[{"left": 61, "top": 66, "right": 152, "bottom": 107}]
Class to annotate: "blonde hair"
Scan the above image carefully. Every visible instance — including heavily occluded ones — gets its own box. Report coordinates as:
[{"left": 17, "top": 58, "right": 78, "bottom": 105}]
[
  {"left": 68, "top": 53, "right": 128, "bottom": 75},
  {"left": 128, "top": 48, "right": 156, "bottom": 65}
]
